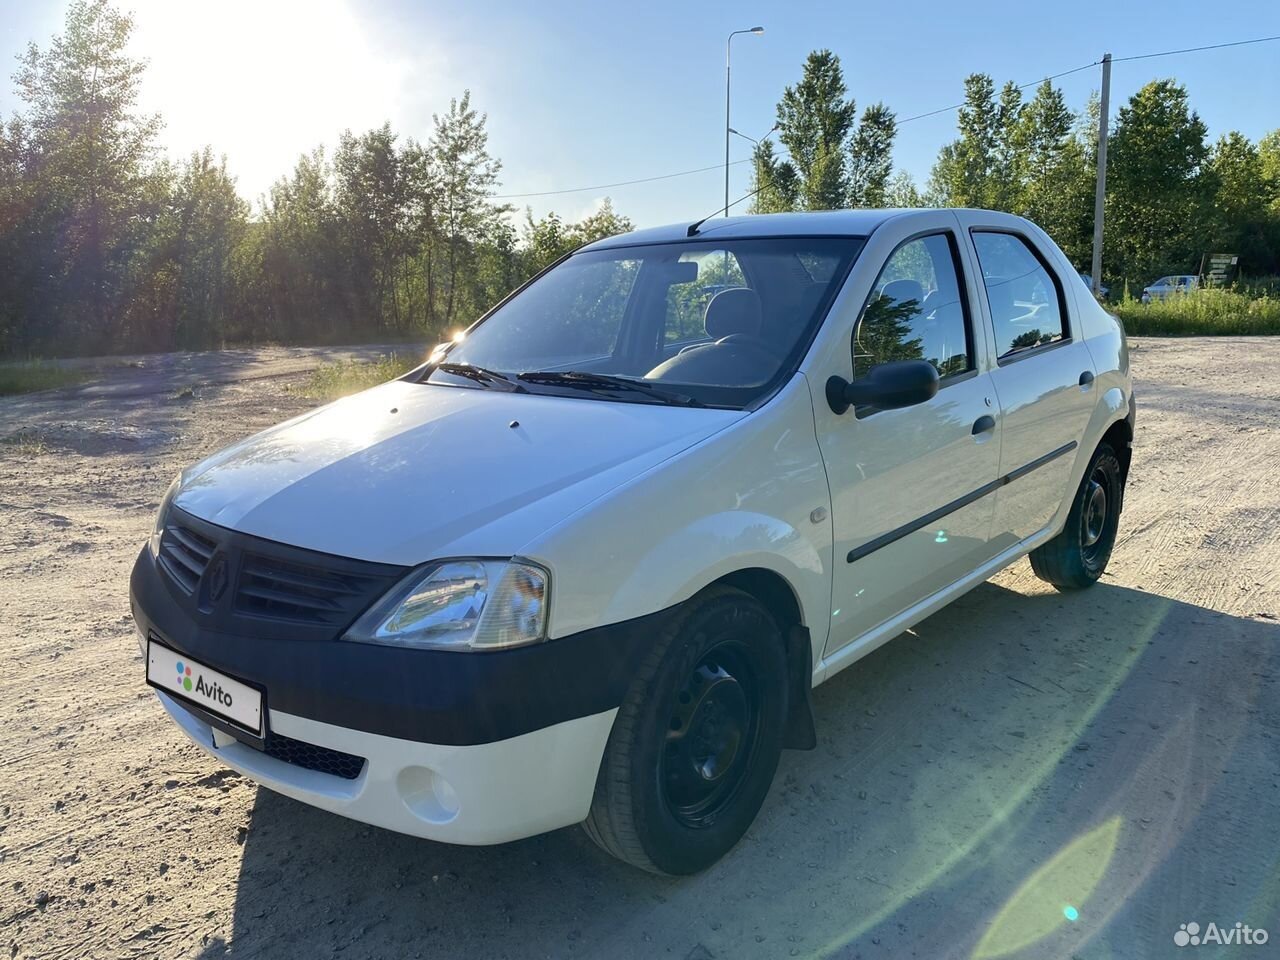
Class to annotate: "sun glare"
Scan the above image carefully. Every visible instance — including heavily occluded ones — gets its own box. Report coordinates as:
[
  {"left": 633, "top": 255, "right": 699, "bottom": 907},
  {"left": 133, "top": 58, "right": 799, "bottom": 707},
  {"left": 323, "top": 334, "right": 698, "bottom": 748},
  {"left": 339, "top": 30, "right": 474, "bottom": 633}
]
[{"left": 127, "top": 0, "right": 430, "bottom": 204}]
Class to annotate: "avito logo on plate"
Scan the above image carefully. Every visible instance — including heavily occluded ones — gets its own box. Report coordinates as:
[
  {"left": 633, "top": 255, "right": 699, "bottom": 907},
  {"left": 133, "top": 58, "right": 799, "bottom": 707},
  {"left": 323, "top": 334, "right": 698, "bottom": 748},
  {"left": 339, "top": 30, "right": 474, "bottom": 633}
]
[{"left": 175, "top": 660, "right": 234, "bottom": 709}]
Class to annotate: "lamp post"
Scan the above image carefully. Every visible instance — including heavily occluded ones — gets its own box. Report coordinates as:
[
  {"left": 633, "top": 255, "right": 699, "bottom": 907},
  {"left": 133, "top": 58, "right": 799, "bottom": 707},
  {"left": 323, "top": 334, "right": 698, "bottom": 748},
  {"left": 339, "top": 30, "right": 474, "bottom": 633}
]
[
  {"left": 729, "top": 124, "right": 778, "bottom": 204},
  {"left": 725, "top": 26, "right": 764, "bottom": 217}
]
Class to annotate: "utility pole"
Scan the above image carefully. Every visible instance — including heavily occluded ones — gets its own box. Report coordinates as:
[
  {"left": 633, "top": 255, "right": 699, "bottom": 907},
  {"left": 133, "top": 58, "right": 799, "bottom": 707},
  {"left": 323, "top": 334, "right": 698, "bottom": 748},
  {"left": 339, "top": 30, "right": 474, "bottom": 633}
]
[{"left": 1090, "top": 53, "right": 1111, "bottom": 297}]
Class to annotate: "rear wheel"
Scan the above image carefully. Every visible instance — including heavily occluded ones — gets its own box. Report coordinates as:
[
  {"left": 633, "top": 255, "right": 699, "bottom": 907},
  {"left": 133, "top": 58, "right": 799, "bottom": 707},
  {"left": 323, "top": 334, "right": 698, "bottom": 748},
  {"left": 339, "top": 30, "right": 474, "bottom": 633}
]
[
  {"left": 1029, "top": 441, "right": 1123, "bottom": 590},
  {"left": 582, "top": 586, "right": 788, "bottom": 875}
]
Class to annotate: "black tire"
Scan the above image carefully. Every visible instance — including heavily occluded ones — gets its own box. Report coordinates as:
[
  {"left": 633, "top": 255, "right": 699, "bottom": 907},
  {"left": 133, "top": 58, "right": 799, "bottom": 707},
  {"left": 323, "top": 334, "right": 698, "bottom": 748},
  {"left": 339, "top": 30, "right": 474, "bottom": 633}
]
[
  {"left": 582, "top": 586, "right": 788, "bottom": 875},
  {"left": 1029, "top": 441, "right": 1123, "bottom": 590}
]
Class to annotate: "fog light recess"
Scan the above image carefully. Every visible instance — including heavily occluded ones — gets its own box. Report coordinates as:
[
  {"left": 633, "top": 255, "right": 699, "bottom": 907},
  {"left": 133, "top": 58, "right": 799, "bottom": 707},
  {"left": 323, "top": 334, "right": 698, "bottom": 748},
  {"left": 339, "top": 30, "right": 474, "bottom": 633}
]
[{"left": 396, "top": 766, "right": 460, "bottom": 824}]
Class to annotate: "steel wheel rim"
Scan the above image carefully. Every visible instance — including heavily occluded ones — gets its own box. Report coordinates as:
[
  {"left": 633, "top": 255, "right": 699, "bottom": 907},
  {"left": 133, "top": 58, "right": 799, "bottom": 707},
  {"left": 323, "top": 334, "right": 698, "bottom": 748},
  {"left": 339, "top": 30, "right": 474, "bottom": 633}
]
[
  {"left": 660, "top": 641, "right": 761, "bottom": 828},
  {"left": 1081, "top": 466, "right": 1111, "bottom": 561}
]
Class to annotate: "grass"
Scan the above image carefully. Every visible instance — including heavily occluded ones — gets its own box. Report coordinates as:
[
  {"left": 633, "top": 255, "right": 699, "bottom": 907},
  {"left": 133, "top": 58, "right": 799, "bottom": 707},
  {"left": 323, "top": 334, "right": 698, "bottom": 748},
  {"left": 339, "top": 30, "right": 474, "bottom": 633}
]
[
  {"left": 0, "top": 360, "right": 90, "bottom": 396},
  {"left": 1112, "top": 287, "right": 1280, "bottom": 336},
  {"left": 293, "top": 353, "right": 419, "bottom": 401},
  {"left": 0, "top": 429, "right": 49, "bottom": 456}
]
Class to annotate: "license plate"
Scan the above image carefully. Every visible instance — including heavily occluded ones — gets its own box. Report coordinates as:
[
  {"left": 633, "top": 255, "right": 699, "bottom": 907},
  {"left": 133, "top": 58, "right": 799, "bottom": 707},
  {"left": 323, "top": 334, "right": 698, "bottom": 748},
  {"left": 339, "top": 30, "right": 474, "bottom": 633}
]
[{"left": 146, "top": 639, "right": 263, "bottom": 736}]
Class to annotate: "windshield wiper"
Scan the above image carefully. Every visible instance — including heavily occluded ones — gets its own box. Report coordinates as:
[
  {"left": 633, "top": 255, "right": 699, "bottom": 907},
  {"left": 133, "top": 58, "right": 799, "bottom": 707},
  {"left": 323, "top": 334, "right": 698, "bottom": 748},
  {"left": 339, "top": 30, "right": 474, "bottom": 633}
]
[
  {"left": 517, "top": 370, "right": 704, "bottom": 407},
  {"left": 435, "top": 362, "right": 526, "bottom": 392}
]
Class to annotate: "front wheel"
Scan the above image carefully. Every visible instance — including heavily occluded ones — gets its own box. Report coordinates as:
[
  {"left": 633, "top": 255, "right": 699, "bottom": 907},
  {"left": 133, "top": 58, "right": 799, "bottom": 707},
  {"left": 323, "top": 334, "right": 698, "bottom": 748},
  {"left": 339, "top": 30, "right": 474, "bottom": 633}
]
[
  {"left": 1029, "top": 441, "right": 1124, "bottom": 590},
  {"left": 582, "top": 586, "right": 788, "bottom": 875}
]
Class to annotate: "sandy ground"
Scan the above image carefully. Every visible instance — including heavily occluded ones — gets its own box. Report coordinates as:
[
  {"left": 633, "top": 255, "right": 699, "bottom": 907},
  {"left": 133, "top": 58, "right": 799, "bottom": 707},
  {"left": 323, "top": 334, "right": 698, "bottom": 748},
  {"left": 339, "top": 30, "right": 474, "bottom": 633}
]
[{"left": 0, "top": 338, "right": 1277, "bottom": 960}]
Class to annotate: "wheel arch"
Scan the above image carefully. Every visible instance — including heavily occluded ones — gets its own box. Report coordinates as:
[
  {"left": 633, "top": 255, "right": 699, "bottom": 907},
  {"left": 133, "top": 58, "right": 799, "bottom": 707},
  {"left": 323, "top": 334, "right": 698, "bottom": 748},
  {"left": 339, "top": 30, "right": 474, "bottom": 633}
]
[{"left": 708, "top": 567, "right": 817, "bottom": 751}]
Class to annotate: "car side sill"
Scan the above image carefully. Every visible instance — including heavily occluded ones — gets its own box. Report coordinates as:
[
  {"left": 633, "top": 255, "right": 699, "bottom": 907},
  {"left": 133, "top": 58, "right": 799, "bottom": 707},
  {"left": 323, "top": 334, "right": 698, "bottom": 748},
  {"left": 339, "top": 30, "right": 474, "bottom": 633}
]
[
  {"left": 816, "top": 521, "right": 1063, "bottom": 686},
  {"left": 846, "top": 441, "right": 1078, "bottom": 564}
]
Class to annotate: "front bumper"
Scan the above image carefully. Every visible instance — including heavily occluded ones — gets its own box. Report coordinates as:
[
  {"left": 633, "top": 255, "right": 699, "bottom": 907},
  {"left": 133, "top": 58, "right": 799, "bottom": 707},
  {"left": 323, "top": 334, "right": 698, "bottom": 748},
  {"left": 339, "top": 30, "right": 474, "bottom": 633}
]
[
  {"left": 131, "top": 536, "right": 658, "bottom": 746},
  {"left": 130, "top": 522, "right": 665, "bottom": 843},
  {"left": 156, "top": 688, "right": 617, "bottom": 843}
]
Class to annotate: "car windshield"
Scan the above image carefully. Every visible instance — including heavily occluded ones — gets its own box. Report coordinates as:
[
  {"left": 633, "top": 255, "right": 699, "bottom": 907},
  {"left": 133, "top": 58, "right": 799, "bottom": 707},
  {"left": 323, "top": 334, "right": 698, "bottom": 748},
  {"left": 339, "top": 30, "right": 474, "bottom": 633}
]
[{"left": 422, "top": 236, "right": 864, "bottom": 408}]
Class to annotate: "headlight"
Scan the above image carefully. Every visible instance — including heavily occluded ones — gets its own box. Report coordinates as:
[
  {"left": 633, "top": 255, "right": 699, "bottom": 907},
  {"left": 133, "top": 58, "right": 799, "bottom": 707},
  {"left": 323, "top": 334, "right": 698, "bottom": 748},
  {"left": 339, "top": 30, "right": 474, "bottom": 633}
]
[
  {"left": 149, "top": 473, "right": 182, "bottom": 557},
  {"left": 344, "top": 558, "right": 550, "bottom": 652}
]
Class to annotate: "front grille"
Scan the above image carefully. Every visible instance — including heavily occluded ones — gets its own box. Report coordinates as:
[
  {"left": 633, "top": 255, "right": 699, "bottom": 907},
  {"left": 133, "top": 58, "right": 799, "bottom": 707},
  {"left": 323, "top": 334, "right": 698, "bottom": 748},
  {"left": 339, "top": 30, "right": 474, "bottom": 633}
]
[
  {"left": 235, "top": 553, "right": 385, "bottom": 627},
  {"left": 154, "top": 505, "right": 408, "bottom": 641},
  {"left": 264, "top": 732, "right": 366, "bottom": 780},
  {"left": 158, "top": 522, "right": 216, "bottom": 593}
]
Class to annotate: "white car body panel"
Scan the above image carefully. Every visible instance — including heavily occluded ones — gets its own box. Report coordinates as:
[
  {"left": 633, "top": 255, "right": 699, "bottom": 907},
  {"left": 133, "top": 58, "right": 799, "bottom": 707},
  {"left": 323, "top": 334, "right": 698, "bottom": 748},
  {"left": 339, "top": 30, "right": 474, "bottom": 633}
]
[
  {"left": 156, "top": 688, "right": 616, "bottom": 844},
  {"left": 521, "top": 373, "right": 832, "bottom": 649},
  {"left": 175, "top": 379, "right": 741, "bottom": 566}
]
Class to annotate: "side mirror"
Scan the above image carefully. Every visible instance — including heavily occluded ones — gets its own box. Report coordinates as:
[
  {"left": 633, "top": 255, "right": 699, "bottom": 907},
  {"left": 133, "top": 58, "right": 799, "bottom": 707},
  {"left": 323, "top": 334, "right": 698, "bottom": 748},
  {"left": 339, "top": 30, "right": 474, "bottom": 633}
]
[{"left": 825, "top": 359, "right": 940, "bottom": 415}]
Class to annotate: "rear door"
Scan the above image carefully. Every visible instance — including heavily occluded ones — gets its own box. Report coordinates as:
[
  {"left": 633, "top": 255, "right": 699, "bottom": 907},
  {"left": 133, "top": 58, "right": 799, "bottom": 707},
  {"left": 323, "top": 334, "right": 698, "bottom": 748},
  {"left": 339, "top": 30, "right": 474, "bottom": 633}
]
[{"left": 955, "top": 214, "right": 1097, "bottom": 547}]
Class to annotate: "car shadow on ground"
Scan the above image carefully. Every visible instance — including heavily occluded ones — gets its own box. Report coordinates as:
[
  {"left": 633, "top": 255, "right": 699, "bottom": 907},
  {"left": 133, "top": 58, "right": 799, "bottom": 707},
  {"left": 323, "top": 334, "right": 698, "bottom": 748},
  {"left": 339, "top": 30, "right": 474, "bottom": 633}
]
[{"left": 197, "top": 581, "right": 1279, "bottom": 960}]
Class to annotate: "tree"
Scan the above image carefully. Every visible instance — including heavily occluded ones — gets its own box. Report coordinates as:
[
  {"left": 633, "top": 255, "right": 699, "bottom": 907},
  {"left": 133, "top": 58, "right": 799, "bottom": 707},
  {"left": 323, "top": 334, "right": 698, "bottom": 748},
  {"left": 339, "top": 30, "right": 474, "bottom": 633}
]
[
  {"left": 11, "top": 0, "right": 161, "bottom": 351},
  {"left": 521, "top": 197, "right": 634, "bottom": 274},
  {"left": 929, "top": 74, "right": 999, "bottom": 207},
  {"left": 847, "top": 103, "right": 897, "bottom": 207},
  {"left": 1208, "top": 132, "right": 1277, "bottom": 275},
  {"left": 884, "top": 170, "right": 924, "bottom": 208},
  {"left": 773, "top": 50, "right": 858, "bottom": 210},
  {"left": 1018, "top": 80, "right": 1091, "bottom": 261},
  {"left": 333, "top": 124, "right": 410, "bottom": 329},
  {"left": 430, "top": 91, "right": 510, "bottom": 327},
  {"left": 750, "top": 138, "right": 800, "bottom": 213},
  {"left": 1105, "top": 80, "right": 1215, "bottom": 284},
  {"left": 1260, "top": 129, "right": 1280, "bottom": 207},
  {"left": 990, "top": 81, "right": 1025, "bottom": 211},
  {"left": 127, "top": 148, "right": 247, "bottom": 348}
]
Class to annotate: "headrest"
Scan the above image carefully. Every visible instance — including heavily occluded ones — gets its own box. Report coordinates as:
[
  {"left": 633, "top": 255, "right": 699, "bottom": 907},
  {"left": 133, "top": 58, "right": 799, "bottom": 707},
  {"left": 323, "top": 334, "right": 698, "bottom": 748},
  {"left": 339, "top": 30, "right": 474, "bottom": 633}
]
[
  {"left": 704, "top": 287, "right": 763, "bottom": 340},
  {"left": 879, "top": 279, "right": 925, "bottom": 307}
]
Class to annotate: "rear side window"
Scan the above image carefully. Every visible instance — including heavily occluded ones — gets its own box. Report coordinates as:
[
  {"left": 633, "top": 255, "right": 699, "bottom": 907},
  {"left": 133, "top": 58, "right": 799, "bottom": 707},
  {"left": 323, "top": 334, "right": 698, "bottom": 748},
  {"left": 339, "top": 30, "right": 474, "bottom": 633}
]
[
  {"left": 853, "top": 233, "right": 973, "bottom": 381},
  {"left": 971, "top": 232, "right": 1068, "bottom": 360}
]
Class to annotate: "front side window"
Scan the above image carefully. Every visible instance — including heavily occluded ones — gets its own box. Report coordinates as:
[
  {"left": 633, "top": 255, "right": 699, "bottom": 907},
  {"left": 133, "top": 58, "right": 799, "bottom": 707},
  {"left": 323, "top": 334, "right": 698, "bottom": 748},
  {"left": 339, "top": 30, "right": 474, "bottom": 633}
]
[
  {"left": 853, "top": 233, "right": 973, "bottom": 381},
  {"left": 425, "top": 236, "right": 864, "bottom": 408},
  {"left": 971, "top": 232, "right": 1068, "bottom": 360}
]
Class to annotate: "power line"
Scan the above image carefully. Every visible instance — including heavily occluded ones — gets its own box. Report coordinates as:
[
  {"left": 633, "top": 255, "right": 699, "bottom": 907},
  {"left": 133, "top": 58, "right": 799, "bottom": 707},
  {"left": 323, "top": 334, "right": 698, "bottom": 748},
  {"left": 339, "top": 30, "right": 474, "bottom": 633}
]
[
  {"left": 1112, "top": 34, "right": 1280, "bottom": 62},
  {"left": 490, "top": 33, "right": 1280, "bottom": 201},
  {"left": 491, "top": 160, "right": 750, "bottom": 199},
  {"left": 896, "top": 60, "right": 1101, "bottom": 125}
]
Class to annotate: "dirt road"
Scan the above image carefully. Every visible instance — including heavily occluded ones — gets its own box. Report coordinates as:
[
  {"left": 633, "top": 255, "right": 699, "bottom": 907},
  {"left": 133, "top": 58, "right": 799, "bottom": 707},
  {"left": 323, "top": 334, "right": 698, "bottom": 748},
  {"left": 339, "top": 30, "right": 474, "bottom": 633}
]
[{"left": 1, "top": 338, "right": 1277, "bottom": 960}]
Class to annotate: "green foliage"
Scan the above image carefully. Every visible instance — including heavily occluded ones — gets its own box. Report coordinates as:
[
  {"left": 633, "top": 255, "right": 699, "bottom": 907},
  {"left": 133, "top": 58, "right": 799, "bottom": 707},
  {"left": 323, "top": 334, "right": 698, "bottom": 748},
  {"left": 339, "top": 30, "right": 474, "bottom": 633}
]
[
  {"left": 1105, "top": 80, "right": 1216, "bottom": 284},
  {"left": 293, "top": 353, "right": 419, "bottom": 401},
  {"left": 848, "top": 104, "right": 897, "bottom": 207},
  {"left": 753, "top": 50, "right": 897, "bottom": 213},
  {"left": 0, "top": 2, "right": 633, "bottom": 359},
  {"left": 1113, "top": 287, "right": 1280, "bottom": 335},
  {"left": 521, "top": 198, "right": 634, "bottom": 275},
  {"left": 0, "top": 360, "right": 89, "bottom": 395},
  {"left": 3, "top": 0, "right": 162, "bottom": 354}
]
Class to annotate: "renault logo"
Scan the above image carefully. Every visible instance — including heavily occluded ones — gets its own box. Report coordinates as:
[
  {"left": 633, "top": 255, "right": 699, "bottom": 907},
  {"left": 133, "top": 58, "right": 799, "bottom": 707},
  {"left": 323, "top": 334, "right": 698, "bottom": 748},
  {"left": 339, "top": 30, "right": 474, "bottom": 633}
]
[{"left": 206, "top": 555, "right": 229, "bottom": 601}]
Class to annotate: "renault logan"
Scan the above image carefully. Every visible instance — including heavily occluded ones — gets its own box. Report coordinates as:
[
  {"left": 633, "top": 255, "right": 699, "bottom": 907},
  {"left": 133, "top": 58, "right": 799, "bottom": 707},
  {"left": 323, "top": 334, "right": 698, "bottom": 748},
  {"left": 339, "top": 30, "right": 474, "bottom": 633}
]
[{"left": 131, "top": 209, "right": 1134, "bottom": 875}]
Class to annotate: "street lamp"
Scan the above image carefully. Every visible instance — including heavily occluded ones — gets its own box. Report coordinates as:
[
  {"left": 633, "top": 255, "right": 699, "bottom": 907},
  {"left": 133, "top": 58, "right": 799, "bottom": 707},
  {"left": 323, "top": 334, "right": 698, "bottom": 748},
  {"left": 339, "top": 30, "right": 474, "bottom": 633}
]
[
  {"left": 725, "top": 26, "right": 764, "bottom": 217},
  {"left": 729, "top": 125, "right": 779, "bottom": 207}
]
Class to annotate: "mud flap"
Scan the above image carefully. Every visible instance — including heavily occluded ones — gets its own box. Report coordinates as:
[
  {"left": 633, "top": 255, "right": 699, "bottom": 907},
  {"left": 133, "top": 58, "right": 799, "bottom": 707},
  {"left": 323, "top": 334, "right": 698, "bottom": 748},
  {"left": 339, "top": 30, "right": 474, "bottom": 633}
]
[{"left": 783, "top": 625, "right": 817, "bottom": 750}]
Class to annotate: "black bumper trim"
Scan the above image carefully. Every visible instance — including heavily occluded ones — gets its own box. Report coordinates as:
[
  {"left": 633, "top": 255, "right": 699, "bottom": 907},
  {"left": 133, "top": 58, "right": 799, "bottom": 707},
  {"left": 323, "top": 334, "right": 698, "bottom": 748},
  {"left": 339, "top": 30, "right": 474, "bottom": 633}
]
[{"left": 132, "top": 546, "right": 659, "bottom": 746}]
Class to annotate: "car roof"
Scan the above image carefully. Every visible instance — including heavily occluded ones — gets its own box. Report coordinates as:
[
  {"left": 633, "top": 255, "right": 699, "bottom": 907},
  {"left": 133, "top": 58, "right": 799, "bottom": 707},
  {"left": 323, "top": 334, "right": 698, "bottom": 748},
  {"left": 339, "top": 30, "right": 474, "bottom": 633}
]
[{"left": 579, "top": 209, "right": 974, "bottom": 251}]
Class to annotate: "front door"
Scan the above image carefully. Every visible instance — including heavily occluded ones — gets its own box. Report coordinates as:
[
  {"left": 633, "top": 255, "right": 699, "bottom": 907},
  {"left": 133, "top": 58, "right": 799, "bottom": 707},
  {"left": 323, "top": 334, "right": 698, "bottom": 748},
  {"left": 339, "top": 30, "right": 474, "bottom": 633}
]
[{"left": 815, "top": 222, "right": 1004, "bottom": 659}]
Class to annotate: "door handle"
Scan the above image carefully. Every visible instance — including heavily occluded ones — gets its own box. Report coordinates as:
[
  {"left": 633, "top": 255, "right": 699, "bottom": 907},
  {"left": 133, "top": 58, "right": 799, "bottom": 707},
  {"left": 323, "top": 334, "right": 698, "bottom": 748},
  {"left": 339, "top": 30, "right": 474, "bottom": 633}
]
[
  {"left": 1079, "top": 370, "right": 1095, "bottom": 386},
  {"left": 972, "top": 415, "right": 996, "bottom": 436}
]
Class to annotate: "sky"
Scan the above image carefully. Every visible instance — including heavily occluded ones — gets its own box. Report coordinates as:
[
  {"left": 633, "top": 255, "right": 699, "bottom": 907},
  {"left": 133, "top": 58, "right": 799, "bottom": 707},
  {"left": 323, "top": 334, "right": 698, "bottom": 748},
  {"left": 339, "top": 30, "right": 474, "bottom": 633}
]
[{"left": 1, "top": 0, "right": 1277, "bottom": 229}]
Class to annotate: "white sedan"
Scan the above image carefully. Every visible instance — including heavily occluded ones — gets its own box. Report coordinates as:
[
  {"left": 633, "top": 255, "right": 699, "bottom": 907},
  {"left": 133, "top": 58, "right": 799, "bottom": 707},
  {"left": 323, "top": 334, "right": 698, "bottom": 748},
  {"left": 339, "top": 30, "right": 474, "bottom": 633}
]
[
  {"left": 131, "top": 208, "right": 1134, "bottom": 874},
  {"left": 1141, "top": 274, "right": 1199, "bottom": 303}
]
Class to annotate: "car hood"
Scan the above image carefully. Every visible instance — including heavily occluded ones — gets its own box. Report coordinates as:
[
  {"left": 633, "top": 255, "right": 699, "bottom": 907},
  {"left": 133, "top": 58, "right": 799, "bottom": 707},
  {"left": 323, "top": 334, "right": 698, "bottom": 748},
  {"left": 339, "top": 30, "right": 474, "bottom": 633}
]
[{"left": 174, "top": 380, "right": 742, "bottom": 566}]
